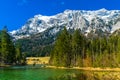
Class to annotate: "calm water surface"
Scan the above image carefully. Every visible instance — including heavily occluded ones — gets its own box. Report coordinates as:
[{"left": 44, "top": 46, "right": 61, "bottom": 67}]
[
  {"left": 0, "top": 66, "right": 81, "bottom": 80},
  {"left": 1, "top": 66, "right": 120, "bottom": 80}
]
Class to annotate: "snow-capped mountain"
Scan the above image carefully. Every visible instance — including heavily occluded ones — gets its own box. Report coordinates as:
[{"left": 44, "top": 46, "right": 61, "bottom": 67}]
[{"left": 10, "top": 8, "right": 120, "bottom": 39}]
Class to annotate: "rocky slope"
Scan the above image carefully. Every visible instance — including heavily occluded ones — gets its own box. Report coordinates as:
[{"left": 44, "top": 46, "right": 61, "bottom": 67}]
[{"left": 10, "top": 8, "right": 120, "bottom": 39}]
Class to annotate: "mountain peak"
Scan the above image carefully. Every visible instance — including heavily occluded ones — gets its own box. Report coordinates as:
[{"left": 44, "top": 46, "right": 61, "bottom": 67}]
[
  {"left": 10, "top": 9, "right": 120, "bottom": 39},
  {"left": 98, "top": 8, "right": 107, "bottom": 11}
]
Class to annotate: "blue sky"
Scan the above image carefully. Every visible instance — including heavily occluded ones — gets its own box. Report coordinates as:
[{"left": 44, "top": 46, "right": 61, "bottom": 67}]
[{"left": 0, "top": 0, "right": 120, "bottom": 31}]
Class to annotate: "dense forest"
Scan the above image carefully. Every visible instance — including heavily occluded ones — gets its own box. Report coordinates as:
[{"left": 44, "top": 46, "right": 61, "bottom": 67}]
[
  {"left": 15, "top": 27, "right": 58, "bottom": 57},
  {"left": 0, "top": 27, "right": 26, "bottom": 65},
  {"left": 50, "top": 27, "right": 120, "bottom": 67}
]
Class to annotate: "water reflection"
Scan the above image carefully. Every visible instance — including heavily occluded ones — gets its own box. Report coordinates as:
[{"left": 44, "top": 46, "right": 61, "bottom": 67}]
[
  {"left": 1, "top": 67, "right": 120, "bottom": 80},
  {"left": 48, "top": 71, "right": 120, "bottom": 80}
]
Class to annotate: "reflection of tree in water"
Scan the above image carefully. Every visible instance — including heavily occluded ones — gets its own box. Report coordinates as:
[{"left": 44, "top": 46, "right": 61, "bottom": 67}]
[
  {"left": 47, "top": 71, "right": 120, "bottom": 80},
  {"left": 76, "top": 72, "right": 99, "bottom": 80},
  {"left": 33, "top": 62, "right": 36, "bottom": 66},
  {"left": 47, "top": 73, "right": 77, "bottom": 80}
]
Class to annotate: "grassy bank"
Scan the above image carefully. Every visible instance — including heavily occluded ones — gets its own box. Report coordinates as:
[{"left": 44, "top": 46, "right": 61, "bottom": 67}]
[
  {"left": 26, "top": 57, "right": 120, "bottom": 72},
  {"left": 48, "top": 71, "right": 120, "bottom": 80},
  {"left": 0, "top": 64, "right": 11, "bottom": 67},
  {"left": 26, "top": 57, "right": 50, "bottom": 64},
  {"left": 46, "top": 66, "right": 120, "bottom": 71}
]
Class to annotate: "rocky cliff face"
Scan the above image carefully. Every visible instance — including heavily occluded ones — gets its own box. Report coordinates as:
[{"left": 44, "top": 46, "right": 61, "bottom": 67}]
[{"left": 10, "top": 8, "right": 120, "bottom": 39}]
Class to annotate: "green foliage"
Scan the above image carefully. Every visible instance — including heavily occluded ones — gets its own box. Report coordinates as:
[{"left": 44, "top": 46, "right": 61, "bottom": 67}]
[
  {"left": 16, "top": 33, "right": 54, "bottom": 57},
  {"left": 1, "top": 28, "right": 16, "bottom": 64},
  {"left": 50, "top": 27, "right": 72, "bottom": 67},
  {"left": 15, "top": 43, "right": 22, "bottom": 64},
  {"left": 71, "top": 29, "right": 86, "bottom": 67},
  {"left": 0, "top": 27, "right": 26, "bottom": 65},
  {"left": 50, "top": 27, "right": 120, "bottom": 67}
]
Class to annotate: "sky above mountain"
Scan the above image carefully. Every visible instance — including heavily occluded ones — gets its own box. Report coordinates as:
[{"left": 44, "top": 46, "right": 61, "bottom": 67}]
[{"left": 0, "top": 0, "right": 120, "bottom": 31}]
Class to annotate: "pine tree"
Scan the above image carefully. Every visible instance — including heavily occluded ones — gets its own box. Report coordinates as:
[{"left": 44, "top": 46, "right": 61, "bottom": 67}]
[
  {"left": 0, "top": 39, "right": 1, "bottom": 64},
  {"left": 72, "top": 29, "right": 84, "bottom": 66},
  {"left": 50, "top": 27, "right": 72, "bottom": 67},
  {"left": 15, "top": 43, "right": 22, "bottom": 64},
  {"left": 1, "top": 27, "right": 16, "bottom": 64},
  {"left": 50, "top": 27, "right": 120, "bottom": 68}
]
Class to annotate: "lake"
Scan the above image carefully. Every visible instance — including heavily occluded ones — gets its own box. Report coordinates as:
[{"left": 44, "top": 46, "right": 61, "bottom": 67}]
[
  {"left": 0, "top": 66, "right": 81, "bottom": 80},
  {"left": 0, "top": 66, "right": 120, "bottom": 80}
]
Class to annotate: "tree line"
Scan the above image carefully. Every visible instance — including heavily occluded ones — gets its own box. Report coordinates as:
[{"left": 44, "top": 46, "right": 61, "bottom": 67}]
[
  {"left": 0, "top": 27, "right": 26, "bottom": 65},
  {"left": 50, "top": 27, "right": 120, "bottom": 67}
]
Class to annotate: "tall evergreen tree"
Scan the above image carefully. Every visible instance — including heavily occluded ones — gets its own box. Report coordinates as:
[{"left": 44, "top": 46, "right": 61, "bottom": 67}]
[
  {"left": 50, "top": 27, "right": 72, "bottom": 67},
  {"left": 72, "top": 29, "right": 85, "bottom": 66},
  {"left": 0, "top": 39, "right": 1, "bottom": 64},
  {"left": 50, "top": 27, "right": 120, "bottom": 68},
  {"left": 1, "top": 27, "right": 16, "bottom": 64},
  {"left": 15, "top": 43, "right": 22, "bottom": 64}
]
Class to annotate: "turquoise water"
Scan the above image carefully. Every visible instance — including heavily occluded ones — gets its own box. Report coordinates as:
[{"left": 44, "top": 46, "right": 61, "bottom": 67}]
[
  {"left": 0, "top": 67, "right": 81, "bottom": 80},
  {"left": 1, "top": 67, "right": 120, "bottom": 80}
]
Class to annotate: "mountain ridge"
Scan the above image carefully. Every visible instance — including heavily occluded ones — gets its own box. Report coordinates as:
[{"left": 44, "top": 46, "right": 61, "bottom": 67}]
[{"left": 10, "top": 8, "right": 120, "bottom": 39}]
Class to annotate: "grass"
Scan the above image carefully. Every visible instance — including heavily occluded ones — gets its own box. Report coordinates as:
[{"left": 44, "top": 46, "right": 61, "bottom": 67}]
[{"left": 26, "top": 57, "right": 50, "bottom": 64}]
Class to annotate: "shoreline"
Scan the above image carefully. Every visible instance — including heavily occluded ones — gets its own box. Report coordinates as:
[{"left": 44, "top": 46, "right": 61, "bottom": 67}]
[
  {"left": 1, "top": 64, "right": 120, "bottom": 72},
  {"left": 46, "top": 66, "right": 120, "bottom": 71},
  {"left": 0, "top": 64, "right": 11, "bottom": 67}
]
